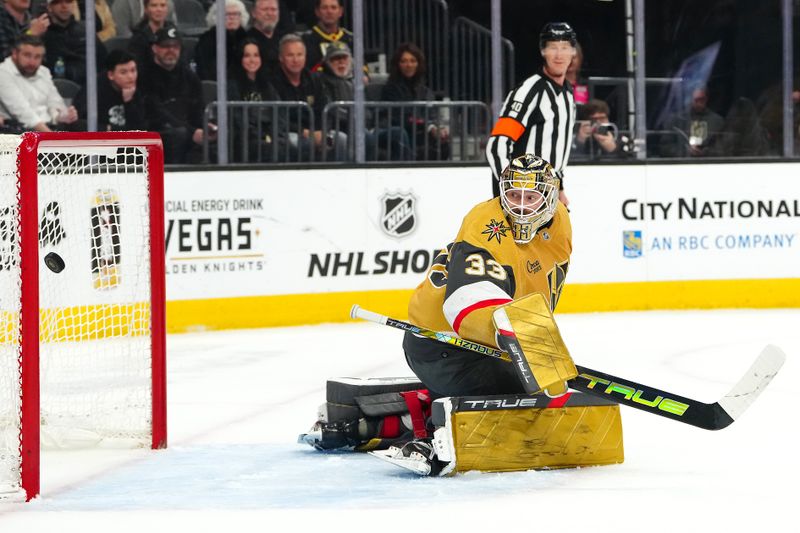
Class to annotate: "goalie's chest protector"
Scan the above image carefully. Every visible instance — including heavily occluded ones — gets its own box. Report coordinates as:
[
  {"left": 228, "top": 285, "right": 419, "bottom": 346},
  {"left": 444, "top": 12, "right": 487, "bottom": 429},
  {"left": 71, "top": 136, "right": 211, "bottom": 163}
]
[{"left": 408, "top": 198, "right": 572, "bottom": 342}]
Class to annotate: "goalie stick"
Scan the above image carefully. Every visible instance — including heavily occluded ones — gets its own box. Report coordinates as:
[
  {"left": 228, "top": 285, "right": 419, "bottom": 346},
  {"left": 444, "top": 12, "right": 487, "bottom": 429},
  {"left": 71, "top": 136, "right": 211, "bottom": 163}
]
[{"left": 350, "top": 305, "right": 785, "bottom": 431}]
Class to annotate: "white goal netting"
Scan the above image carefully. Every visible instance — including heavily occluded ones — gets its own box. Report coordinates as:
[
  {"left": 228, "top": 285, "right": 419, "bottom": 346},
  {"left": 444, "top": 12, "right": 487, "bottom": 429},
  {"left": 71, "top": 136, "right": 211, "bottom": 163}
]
[{"left": 0, "top": 134, "right": 158, "bottom": 499}]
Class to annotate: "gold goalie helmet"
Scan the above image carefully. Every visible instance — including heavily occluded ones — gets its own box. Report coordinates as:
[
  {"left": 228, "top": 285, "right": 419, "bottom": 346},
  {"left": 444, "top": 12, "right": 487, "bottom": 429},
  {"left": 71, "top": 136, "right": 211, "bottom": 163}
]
[{"left": 499, "top": 154, "right": 559, "bottom": 243}]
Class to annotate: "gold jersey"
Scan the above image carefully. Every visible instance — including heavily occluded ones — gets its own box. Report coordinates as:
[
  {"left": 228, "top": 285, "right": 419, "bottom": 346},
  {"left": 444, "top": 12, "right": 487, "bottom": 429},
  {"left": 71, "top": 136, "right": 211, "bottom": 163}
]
[{"left": 408, "top": 198, "right": 572, "bottom": 347}]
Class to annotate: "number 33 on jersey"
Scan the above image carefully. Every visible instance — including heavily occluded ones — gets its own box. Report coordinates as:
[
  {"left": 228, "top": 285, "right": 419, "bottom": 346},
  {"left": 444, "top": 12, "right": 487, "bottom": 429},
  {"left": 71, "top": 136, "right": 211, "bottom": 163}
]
[{"left": 407, "top": 196, "right": 572, "bottom": 349}]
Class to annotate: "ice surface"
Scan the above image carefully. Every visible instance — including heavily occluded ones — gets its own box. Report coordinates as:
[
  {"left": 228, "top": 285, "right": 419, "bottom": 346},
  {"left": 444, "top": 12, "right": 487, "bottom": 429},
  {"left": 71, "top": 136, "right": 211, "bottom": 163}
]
[{"left": 1, "top": 308, "right": 797, "bottom": 532}]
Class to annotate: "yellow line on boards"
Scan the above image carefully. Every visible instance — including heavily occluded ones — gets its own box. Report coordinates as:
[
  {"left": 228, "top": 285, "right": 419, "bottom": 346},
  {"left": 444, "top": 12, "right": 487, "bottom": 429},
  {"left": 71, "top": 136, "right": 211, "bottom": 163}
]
[
  {"left": 1, "top": 279, "right": 796, "bottom": 339},
  {"left": 165, "top": 279, "right": 800, "bottom": 332}
]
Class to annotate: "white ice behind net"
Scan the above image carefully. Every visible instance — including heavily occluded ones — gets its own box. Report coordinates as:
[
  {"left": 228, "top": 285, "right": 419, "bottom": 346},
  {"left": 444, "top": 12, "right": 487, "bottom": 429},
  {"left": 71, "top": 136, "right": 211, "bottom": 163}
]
[{"left": 1, "top": 136, "right": 154, "bottom": 498}]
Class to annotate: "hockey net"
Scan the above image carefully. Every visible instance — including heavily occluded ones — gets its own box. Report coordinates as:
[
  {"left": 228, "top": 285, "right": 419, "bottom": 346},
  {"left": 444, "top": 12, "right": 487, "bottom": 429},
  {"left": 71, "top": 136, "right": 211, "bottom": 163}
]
[{"left": 0, "top": 132, "right": 166, "bottom": 501}]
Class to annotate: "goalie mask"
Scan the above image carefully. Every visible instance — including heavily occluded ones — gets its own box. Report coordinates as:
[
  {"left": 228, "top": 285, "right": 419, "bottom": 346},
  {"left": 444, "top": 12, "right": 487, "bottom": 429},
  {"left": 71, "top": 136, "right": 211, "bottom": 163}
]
[{"left": 499, "top": 154, "right": 559, "bottom": 244}]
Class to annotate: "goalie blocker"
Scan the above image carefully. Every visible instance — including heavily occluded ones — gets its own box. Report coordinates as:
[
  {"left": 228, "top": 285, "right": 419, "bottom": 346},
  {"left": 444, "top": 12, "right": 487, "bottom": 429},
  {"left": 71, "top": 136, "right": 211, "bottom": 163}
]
[
  {"left": 493, "top": 292, "right": 579, "bottom": 397},
  {"left": 299, "top": 378, "right": 624, "bottom": 475}
]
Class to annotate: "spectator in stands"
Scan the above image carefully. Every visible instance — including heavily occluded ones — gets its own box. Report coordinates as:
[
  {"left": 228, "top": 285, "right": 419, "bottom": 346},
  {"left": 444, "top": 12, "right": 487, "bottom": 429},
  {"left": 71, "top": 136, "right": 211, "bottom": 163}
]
[
  {"left": 571, "top": 99, "right": 626, "bottom": 159},
  {"left": 229, "top": 38, "right": 278, "bottom": 100},
  {"left": 112, "top": 0, "right": 176, "bottom": 39},
  {"left": 301, "top": 0, "right": 352, "bottom": 73},
  {"left": 0, "top": 0, "right": 50, "bottom": 59},
  {"left": 193, "top": 0, "right": 248, "bottom": 80},
  {"left": 660, "top": 87, "right": 724, "bottom": 157},
  {"left": 70, "top": 0, "right": 117, "bottom": 42},
  {"left": 75, "top": 49, "right": 147, "bottom": 130},
  {"left": 43, "top": 0, "right": 106, "bottom": 84},
  {"left": 140, "top": 27, "right": 213, "bottom": 163},
  {"left": 128, "top": 0, "right": 177, "bottom": 63},
  {"left": 381, "top": 42, "right": 449, "bottom": 161},
  {"left": 227, "top": 38, "right": 282, "bottom": 162},
  {"left": 566, "top": 42, "right": 588, "bottom": 105},
  {"left": 318, "top": 41, "right": 410, "bottom": 161},
  {"left": 317, "top": 41, "right": 351, "bottom": 133},
  {"left": 246, "top": 0, "right": 284, "bottom": 76},
  {"left": 756, "top": 77, "right": 800, "bottom": 156},
  {"left": 269, "top": 32, "right": 329, "bottom": 159},
  {"left": 0, "top": 35, "right": 79, "bottom": 131},
  {"left": 709, "top": 97, "right": 770, "bottom": 157}
]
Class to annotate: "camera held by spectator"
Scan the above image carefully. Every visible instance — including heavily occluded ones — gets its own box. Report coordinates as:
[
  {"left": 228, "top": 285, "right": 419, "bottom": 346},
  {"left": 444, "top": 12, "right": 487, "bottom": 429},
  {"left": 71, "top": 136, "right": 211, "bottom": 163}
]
[{"left": 573, "top": 99, "right": 631, "bottom": 159}]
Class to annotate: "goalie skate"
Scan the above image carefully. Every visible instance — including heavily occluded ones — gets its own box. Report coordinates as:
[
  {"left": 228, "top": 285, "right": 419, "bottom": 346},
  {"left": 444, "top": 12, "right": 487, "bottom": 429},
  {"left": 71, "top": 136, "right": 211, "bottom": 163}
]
[
  {"left": 369, "top": 440, "right": 446, "bottom": 476},
  {"left": 297, "top": 419, "right": 365, "bottom": 451}
]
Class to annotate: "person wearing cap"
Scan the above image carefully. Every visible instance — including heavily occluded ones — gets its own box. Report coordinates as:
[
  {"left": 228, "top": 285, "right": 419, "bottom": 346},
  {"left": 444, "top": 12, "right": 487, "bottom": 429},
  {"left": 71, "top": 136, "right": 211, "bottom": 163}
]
[
  {"left": 301, "top": 0, "right": 354, "bottom": 73},
  {"left": 486, "top": 22, "right": 578, "bottom": 207},
  {"left": 42, "top": 0, "right": 106, "bottom": 84},
  {"left": 127, "top": 0, "right": 177, "bottom": 64},
  {"left": 140, "top": 26, "right": 214, "bottom": 163},
  {"left": 318, "top": 41, "right": 353, "bottom": 103},
  {"left": 319, "top": 41, "right": 411, "bottom": 161}
]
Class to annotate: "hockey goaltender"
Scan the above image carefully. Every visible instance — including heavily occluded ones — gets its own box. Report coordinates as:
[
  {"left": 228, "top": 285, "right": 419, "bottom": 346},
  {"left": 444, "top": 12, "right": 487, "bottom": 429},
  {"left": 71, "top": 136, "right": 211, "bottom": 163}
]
[{"left": 299, "top": 154, "right": 624, "bottom": 476}]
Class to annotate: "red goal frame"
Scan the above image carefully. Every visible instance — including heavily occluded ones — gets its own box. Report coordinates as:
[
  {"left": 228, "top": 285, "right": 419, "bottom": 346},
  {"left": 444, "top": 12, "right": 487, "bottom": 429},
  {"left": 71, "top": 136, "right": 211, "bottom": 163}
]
[{"left": 15, "top": 132, "right": 167, "bottom": 501}]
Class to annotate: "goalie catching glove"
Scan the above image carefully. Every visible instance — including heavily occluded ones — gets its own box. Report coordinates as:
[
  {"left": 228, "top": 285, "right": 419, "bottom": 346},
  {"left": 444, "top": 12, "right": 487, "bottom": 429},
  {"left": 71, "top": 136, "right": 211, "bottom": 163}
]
[{"left": 492, "top": 292, "right": 578, "bottom": 396}]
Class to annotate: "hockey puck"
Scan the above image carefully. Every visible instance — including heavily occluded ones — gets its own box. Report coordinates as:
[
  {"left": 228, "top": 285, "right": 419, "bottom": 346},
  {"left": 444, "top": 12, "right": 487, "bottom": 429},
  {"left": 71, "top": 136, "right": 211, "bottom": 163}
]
[{"left": 44, "top": 252, "right": 65, "bottom": 273}]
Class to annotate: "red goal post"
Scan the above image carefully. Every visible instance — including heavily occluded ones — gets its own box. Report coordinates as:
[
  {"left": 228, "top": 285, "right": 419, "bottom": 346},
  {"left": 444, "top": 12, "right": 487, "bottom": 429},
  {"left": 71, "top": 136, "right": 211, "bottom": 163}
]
[{"left": 1, "top": 132, "right": 166, "bottom": 502}]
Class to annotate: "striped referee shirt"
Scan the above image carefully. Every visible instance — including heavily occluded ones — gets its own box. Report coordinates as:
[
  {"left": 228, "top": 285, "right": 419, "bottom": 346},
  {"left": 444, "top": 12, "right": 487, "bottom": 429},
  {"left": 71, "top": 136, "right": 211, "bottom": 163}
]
[{"left": 486, "top": 69, "right": 575, "bottom": 185}]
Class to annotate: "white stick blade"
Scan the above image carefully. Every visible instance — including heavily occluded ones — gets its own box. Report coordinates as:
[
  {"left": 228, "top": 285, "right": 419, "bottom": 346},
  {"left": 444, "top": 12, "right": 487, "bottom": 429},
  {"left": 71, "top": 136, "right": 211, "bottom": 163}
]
[{"left": 718, "top": 344, "right": 786, "bottom": 421}]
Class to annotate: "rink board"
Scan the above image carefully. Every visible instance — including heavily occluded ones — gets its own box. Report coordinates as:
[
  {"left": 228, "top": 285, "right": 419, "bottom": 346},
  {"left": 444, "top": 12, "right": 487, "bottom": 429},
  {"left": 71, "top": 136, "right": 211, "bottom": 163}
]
[{"left": 162, "top": 163, "right": 800, "bottom": 331}]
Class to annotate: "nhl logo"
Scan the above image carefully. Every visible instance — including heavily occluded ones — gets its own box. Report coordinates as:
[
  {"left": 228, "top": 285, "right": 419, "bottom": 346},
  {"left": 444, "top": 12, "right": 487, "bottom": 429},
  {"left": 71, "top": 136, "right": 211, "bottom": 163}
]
[{"left": 380, "top": 192, "right": 417, "bottom": 238}]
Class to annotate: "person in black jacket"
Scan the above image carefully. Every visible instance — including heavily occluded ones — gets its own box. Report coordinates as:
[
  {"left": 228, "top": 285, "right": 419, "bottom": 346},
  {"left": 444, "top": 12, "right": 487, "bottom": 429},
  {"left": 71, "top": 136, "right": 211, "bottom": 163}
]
[
  {"left": 381, "top": 42, "right": 449, "bottom": 161},
  {"left": 301, "top": 0, "right": 352, "bottom": 73},
  {"left": 140, "top": 27, "right": 215, "bottom": 163},
  {"left": 75, "top": 49, "right": 147, "bottom": 130},
  {"left": 227, "top": 38, "right": 283, "bottom": 162},
  {"left": 127, "top": 0, "right": 177, "bottom": 65},
  {"left": 269, "top": 32, "right": 331, "bottom": 160},
  {"left": 245, "top": 0, "right": 285, "bottom": 77},
  {"left": 43, "top": 0, "right": 106, "bottom": 84},
  {"left": 193, "top": 0, "right": 249, "bottom": 81}
]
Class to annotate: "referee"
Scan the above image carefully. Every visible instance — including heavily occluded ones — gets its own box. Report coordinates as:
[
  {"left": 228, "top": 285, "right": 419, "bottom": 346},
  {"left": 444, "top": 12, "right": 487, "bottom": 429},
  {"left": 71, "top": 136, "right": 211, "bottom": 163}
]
[{"left": 486, "top": 22, "right": 577, "bottom": 206}]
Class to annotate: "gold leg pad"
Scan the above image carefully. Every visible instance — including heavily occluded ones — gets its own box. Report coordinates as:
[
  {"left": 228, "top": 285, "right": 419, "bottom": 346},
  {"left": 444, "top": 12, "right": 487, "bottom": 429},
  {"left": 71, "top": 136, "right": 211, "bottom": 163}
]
[{"left": 450, "top": 404, "right": 624, "bottom": 473}]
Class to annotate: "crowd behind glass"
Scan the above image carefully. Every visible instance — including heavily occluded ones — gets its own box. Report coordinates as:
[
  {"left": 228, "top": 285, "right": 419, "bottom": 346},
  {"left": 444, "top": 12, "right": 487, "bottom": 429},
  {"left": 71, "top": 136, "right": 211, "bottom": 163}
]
[{"left": 0, "top": 0, "right": 796, "bottom": 164}]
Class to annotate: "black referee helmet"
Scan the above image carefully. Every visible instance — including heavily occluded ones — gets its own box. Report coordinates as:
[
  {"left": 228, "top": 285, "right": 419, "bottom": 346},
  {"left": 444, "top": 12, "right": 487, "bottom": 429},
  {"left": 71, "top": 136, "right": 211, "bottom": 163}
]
[{"left": 539, "top": 22, "right": 577, "bottom": 49}]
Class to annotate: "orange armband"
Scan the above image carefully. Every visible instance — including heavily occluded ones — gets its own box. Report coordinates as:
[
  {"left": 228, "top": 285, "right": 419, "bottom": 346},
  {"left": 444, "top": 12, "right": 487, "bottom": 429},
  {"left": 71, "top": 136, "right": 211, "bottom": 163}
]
[{"left": 490, "top": 117, "right": 525, "bottom": 141}]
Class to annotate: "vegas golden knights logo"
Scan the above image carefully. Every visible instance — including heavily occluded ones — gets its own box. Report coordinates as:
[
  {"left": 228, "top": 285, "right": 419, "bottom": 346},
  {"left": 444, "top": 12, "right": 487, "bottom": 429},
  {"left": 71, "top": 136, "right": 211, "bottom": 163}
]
[
  {"left": 546, "top": 260, "right": 569, "bottom": 311},
  {"left": 91, "top": 189, "right": 121, "bottom": 290}
]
